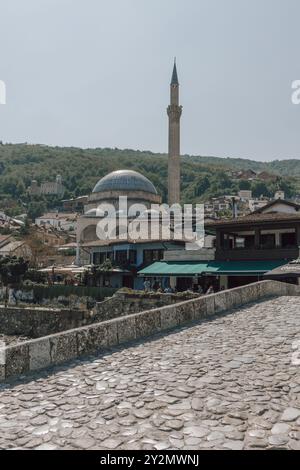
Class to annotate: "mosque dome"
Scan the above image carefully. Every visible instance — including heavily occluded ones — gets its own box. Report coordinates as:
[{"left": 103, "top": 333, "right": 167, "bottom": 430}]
[{"left": 92, "top": 170, "right": 158, "bottom": 195}]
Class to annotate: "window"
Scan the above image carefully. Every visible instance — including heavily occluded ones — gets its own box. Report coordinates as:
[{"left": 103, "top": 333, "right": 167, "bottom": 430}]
[
  {"left": 93, "top": 252, "right": 113, "bottom": 265},
  {"left": 244, "top": 235, "right": 255, "bottom": 249},
  {"left": 115, "top": 250, "right": 128, "bottom": 265},
  {"left": 281, "top": 232, "right": 296, "bottom": 248},
  {"left": 102, "top": 252, "right": 113, "bottom": 263},
  {"left": 129, "top": 250, "right": 137, "bottom": 264},
  {"left": 143, "top": 249, "right": 164, "bottom": 265},
  {"left": 93, "top": 253, "right": 101, "bottom": 265},
  {"left": 260, "top": 234, "right": 275, "bottom": 248}
]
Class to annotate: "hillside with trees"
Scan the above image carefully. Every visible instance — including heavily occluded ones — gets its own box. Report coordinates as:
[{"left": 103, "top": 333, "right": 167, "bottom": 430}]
[{"left": 0, "top": 142, "right": 299, "bottom": 218}]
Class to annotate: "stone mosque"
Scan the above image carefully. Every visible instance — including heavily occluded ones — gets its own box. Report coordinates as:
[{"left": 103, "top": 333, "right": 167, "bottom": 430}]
[{"left": 76, "top": 62, "right": 183, "bottom": 268}]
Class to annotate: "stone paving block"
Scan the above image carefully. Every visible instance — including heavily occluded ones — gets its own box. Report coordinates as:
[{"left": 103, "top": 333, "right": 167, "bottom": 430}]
[
  {"left": 205, "top": 295, "right": 215, "bottom": 316},
  {"left": 278, "top": 280, "right": 298, "bottom": 297},
  {"left": 0, "top": 365, "right": 5, "bottom": 381},
  {"left": 135, "top": 309, "right": 161, "bottom": 338},
  {"left": 214, "top": 292, "right": 227, "bottom": 313},
  {"left": 271, "top": 281, "right": 287, "bottom": 296},
  {"left": 77, "top": 323, "right": 108, "bottom": 355},
  {"left": 240, "top": 283, "right": 260, "bottom": 304},
  {"left": 106, "top": 320, "right": 118, "bottom": 346},
  {"left": 0, "top": 294, "right": 299, "bottom": 449},
  {"left": 259, "top": 280, "right": 279, "bottom": 298},
  {"left": 175, "top": 302, "right": 195, "bottom": 325},
  {"left": 4, "top": 344, "right": 29, "bottom": 378},
  {"left": 225, "top": 289, "right": 242, "bottom": 309},
  {"left": 29, "top": 338, "right": 51, "bottom": 371},
  {"left": 160, "top": 306, "right": 178, "bottom": 330},
  {"left": 232, "top": 283, "right": 255, "bottom": 308},
  {"left": 286, "top": 283, "right": 300, "bottom": 296},
  {"left": 117, "top": 316, "right": 137, "bottom": 344},
  {"left": 192, "top": 298, "right": 207, "bottom": 321},
  {"left": 50, "top": 330, "right": 77, "bottom": 365}
]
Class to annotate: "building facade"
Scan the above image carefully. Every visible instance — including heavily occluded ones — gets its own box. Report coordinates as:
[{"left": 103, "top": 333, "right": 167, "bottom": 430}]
[
  {"left": 35, "top": 212, "right": 77, "bottom": 232},
  {"left": 138, "top": 200, "right": 300, "bottom": 291},
  {"left": 76, "top": 169, "right": 185, "bottom": 288},
  {"left": 28, "top": 175, "right": 65, "bottom": 197}
]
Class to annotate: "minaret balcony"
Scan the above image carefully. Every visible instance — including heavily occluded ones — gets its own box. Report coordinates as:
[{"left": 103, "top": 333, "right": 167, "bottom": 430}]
[{"left": 167, "top": 105, "right": 182, "bottom": 121}]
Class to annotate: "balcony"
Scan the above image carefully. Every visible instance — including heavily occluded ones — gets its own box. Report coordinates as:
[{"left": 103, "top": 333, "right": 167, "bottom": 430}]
[{"left": 216, "top": 246, "right": 299, "bottom": 261}]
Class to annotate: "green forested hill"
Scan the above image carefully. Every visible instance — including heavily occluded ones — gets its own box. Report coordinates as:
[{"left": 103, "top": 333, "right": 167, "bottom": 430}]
[
  {"left": 0, "top": 143, "right": 299, "bottom": 218},
  {"left": 188, "top": 155, "right": 300, "bottom": 176}
]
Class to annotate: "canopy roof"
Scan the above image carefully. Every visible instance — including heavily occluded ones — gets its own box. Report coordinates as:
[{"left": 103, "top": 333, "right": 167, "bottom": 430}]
[
  {"left": 38, "top": 265, "right": 88, "bottom": 274},
  {"left": 38, "top": 264, "right": 131, "bottom": 275},
  {"left": 138, "top": 260, "right": 285, "bottom": 277},
  {"left": 264, "top": 258, "right": 300, "bottom": 278}
]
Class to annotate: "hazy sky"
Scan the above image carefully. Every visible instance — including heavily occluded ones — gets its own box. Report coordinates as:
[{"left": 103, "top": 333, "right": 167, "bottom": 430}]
[{"left": 0, "top": 0, "right": 300, "bottom": 161}]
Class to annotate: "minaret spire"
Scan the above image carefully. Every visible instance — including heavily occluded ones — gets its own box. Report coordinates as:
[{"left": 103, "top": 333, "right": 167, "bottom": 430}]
[
  {"left": 171, "top": 58, "right": 179, "bottom": 85},
  {"left": 167, "top": 59, "right": 182, "bottom": 205}
]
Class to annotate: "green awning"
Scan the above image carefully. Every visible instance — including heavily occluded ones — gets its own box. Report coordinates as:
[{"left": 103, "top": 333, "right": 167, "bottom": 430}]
[
  {"left": 138, "top": 260, "right": 286, "bottom": 277},
  {"left": 138, "top": 261, "right": 210, "bottom": 276},
  {"left": 207, "top": 260, "right": 285, "bottom": 275}
]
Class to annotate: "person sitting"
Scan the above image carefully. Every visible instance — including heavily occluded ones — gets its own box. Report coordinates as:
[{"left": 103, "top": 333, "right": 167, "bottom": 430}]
[{"left": 197, "top": 285, "right": 204, "bottom": 295}]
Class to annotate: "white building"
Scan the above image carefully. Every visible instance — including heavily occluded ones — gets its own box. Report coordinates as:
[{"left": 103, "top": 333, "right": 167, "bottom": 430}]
[
  {"left": 35, "top": 213, "right": 77, "bottom": 232},
  {"left": 238, "top": 190, "right": 252, "bottom": 200},
  {"left": 274, "top": 190, "right": 285, "bottom": 200},
  {"left": 28, "top": 175, "right": 65, "bottom": 197},
  {"left": 248, "top": 199, "right": 269, "bottom": 213}
]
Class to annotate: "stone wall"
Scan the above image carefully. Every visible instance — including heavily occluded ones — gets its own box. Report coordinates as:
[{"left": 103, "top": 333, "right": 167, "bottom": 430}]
[
  {"left": 0, "top": 286, "right": 117, "bottom": 307},
  {"left": 0, "top": 287, "right": 34, "bottom": 304},
  {"left": 1, "top": 280, "right": 299, "bottom": 381},
  {"left": 0, "top": 292, "right": 197, "bottom": 341},
  {"left": 93, "top": 291, "right": 199, "bottom": 322},
  {"left": 0, "top": 306, "right": 91, "bottom": 339}
]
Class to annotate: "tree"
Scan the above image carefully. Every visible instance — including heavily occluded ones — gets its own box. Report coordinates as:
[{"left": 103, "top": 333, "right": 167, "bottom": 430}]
[
  {"left": 23, "top": 268, "right": 46, "bottom": 284},
  {"left": 239, "top": 180, "right": 251, "bottom": 190},
  {"left": 19, "top": 217, "right": 30, "bottom": 236},
  {"left": 27, "top": 201, "right": 46, "bottom": 221},
  {"left": 0, "top": 256, "right": 29, "bottom": 287},
  {"left": 0, "top": 143, "right": 298, "bottom": 212},
  {"left": 195, "top": 176, "right": 210, "bottom": 197},
  {"left": 23, "top": 228, "right": 55, "bottom": 267},
  {"left": 82, "top": 260, "right": 114, "bottom": 286},
  {"left": 251, "top": 181, "right": 270, "bottom": 198}
]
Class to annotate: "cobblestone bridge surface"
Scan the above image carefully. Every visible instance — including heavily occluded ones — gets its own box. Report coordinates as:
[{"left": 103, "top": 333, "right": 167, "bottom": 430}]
[{"left": 0, "top": 296, "right": 300, "bottom": 450}]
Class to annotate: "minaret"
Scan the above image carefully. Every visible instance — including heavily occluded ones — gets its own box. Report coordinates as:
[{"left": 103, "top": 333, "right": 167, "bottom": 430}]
[{"left": 167, "top": 59, "right": 182, "bottom": 205}]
